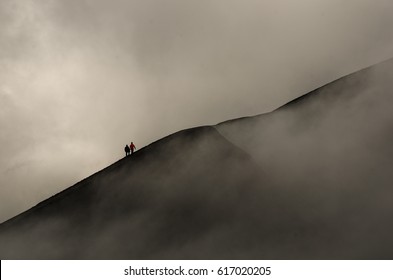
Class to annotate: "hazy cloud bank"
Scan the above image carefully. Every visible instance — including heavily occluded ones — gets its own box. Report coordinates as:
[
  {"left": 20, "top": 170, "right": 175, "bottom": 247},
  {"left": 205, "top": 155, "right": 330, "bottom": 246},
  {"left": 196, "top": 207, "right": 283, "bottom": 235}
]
[{"left": 1, "top": 0, "right": 393, "bottom": 222}]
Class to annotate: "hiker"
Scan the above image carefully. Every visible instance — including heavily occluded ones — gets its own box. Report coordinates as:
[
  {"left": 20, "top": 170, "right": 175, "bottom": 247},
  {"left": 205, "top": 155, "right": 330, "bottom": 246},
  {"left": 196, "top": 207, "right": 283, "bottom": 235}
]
[
  {"left": 130, "top": 142, "right": 136, "bottom": 154},
  {"left": 124, "top": 144, "right": 130, "bottom": 156}
]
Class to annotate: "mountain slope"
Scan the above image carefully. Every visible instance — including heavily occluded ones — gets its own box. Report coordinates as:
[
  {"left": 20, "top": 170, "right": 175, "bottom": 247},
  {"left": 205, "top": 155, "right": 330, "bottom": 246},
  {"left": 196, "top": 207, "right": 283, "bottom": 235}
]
[
  {"left": 1, "top": 58, "right": 393, "bottom": 259},
  {"left": 0, "top": 126, "right": 275, "bottom": 259},
  {"left": 216, "top": 58, "right": 393, "bottom": 258}
]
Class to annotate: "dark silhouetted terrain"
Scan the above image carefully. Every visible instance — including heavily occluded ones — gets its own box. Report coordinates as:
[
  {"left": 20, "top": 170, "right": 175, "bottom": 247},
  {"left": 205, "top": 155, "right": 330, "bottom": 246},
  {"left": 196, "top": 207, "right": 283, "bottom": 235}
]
[{"left": 1, "top": 59, "right": 393, "bottom": 259}]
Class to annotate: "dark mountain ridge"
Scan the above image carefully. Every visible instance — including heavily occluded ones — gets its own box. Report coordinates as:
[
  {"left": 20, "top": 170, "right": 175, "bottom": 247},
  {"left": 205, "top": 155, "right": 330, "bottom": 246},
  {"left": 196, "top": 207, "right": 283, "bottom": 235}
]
[
  {"left": 0, "top": 126, "right": 273, "bottom": 259},
  {"left": 1, "top": 58, "right": 393, "bottom": 259},
  {"left": 215, "top": 57, "right": 393, "bottom": 259}
]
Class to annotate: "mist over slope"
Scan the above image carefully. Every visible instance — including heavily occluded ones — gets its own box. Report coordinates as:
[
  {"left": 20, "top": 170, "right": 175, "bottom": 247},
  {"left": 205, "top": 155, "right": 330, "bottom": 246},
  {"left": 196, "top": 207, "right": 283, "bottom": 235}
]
[
  {"left": 1, "top": 58, "right": 393, "bottom": 259},
  {"left": 0, "top": 127, "right": 274, "bottom": 259},
  {"left": 217, "top": 58, "right": 393, "bottom": 258}
]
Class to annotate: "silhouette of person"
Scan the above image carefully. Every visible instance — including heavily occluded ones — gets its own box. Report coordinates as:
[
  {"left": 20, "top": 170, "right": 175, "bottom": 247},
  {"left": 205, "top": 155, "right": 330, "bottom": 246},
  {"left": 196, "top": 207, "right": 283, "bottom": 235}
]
[
  {"left": 124, "top": 144, "right": 130, "bottom": 156},
  {"left": 130, "top": 142, "right": 136, "bottom": 155}
]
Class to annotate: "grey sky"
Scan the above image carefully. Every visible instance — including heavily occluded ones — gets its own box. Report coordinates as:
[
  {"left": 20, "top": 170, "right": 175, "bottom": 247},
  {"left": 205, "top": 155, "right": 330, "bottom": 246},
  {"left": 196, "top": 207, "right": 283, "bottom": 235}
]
[{"left": 1, "top": 0, "right": 393, "bottom": 223}]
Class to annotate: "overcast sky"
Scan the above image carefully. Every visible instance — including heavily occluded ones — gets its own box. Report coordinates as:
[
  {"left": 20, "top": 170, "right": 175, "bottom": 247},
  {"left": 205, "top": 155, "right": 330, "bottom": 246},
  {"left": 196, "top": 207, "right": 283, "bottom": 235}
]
[{"left": 1, "top": 0, "right": 393, "bottom": 223}]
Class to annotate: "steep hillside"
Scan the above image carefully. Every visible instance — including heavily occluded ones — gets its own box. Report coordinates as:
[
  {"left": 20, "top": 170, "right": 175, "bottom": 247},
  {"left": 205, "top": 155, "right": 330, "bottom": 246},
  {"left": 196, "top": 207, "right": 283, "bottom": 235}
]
[
  {"left": 0, "top": 126, "right": 273, "bottom": 259},
  {"left": 1, "top": 58, "right": 393, "bottom": 259},
  {"left": 216, "top": 58, "right": 393, "bottom": 258}
]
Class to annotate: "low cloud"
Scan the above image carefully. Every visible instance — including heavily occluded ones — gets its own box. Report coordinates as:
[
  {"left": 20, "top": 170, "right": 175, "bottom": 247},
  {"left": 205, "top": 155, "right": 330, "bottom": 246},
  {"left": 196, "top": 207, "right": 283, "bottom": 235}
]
[{"left": 1, "top": 0, "right": 393, "bottom": 223}]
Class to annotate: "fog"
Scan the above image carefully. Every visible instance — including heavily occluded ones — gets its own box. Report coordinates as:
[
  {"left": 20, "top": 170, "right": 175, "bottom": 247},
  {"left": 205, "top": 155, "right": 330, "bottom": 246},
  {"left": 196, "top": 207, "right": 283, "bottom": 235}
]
[
  {"left": 0, "top": 126, "right": 274, "bottom": 258},
  {"left": 215, "top": 58, "right": 393, "bottom": 258},
  {"left": 1, "top": 0, "right": 393, "bottom": 223}
]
